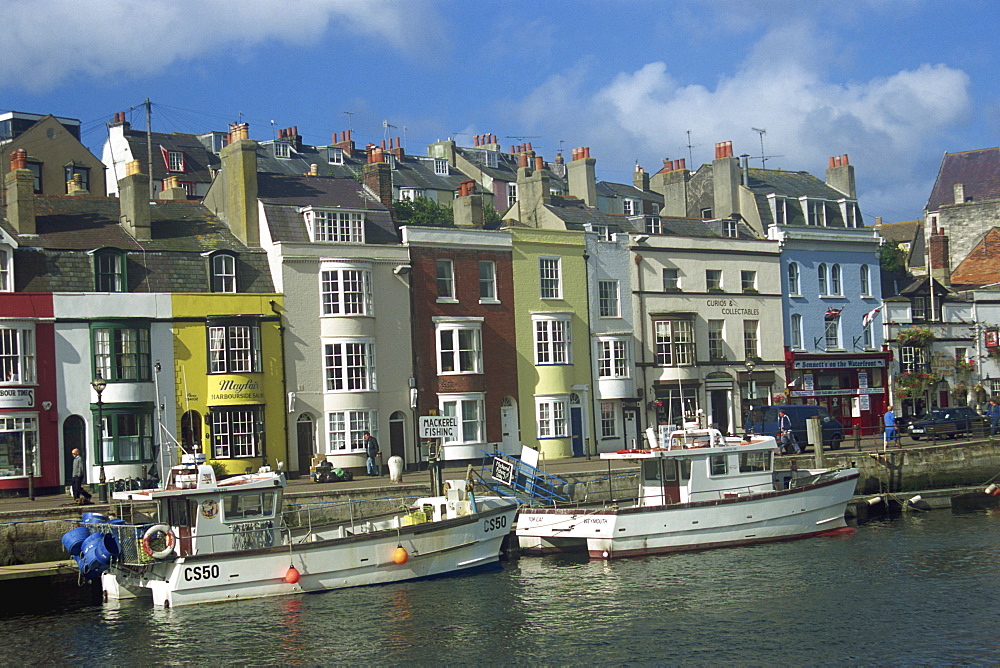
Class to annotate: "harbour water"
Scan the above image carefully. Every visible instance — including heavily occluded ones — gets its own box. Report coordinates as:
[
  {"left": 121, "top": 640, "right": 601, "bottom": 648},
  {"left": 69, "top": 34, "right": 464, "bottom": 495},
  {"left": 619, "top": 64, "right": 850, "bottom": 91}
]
[{"left": 2, "top": 510, "right": 999, "bottom": 665}]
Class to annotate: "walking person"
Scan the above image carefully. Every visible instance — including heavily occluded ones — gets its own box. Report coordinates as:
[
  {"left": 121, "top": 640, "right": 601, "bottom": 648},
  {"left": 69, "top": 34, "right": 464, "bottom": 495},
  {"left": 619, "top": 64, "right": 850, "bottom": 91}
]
[
  {"left": 777, "top": 409, "right": 801, "bottom": 454},
  {"left": 364, "top": 431, "right": 381, "bottom": 476},
  {"left": 70, "top": 448, "right": 93, "bottom": 505},
  {"left": 987, "top": 399, "right": 1000, "bottom": 436},
  {"left": 883, "top": 405, "right": 901, "bottom": 450}
]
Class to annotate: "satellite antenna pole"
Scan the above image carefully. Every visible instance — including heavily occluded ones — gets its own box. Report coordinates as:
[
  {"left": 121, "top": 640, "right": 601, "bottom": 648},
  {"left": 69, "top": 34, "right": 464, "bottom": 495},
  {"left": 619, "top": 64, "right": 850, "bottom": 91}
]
[
  {"left": 343, "top": 111, "right": 354, "bottom": 132},
  {"left": 752, "top": 127, "right": 767, "bottom": 168},
  {"left": 684, "top": 130, "right": 698, "bottom": 164},
  {"left": 383, "top": 120, "right": 397, "bottom": 143},
  {"left": 145, "top": 98, "right": 154, "bottom": 200}
]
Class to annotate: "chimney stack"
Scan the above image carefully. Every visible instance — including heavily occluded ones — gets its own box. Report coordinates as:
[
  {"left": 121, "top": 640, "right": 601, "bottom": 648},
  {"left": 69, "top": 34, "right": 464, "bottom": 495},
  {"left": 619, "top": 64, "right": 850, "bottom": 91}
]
[
  {"left": 119, "top": 160, "right": 151, "bottom": 240},
  {"left": 158, "top": 174, "right": 187, "bottom": 201},
  {"left": 633, "top": 164, "right": 649, "bottom": 192},
  {"left": 212, "top": 123, "right": 259, "bottom": 247},
  {"left": 455, "top": 180, "right": 484, "bottom": 228},
  {"left": 929, "top": 229, "right": 951, "bottom": 285},
  {"left": 712, "top": 140, "right": 740, "bottom": 219},
  {"left": 5, "top": 149, "right": 35, "bottom": 234},
  {"left": 362, "top": 152, "right": 393, "bottom": 209},
  {"left": 567, "top": 146, "right": 597, "bottom": 207},
  {"left": 954, "top": 183, "right": 965, "bottom": 204},
  {"left": 825, "top": 152, "right": 856, "bottom": 199}
]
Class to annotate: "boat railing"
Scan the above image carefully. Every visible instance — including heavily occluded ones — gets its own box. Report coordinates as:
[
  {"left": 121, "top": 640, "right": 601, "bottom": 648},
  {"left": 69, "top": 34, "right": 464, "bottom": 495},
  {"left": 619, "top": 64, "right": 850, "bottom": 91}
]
[
  {"left": 282, "top": 494, "right": 425, "bottom": 538},
  {"left": 478, "top": 451, "right": 570, "bottom": 505}
]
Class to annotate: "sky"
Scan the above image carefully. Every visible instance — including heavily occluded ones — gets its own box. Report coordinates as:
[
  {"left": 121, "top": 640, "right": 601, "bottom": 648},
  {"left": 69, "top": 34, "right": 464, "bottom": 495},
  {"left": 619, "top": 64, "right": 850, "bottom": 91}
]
[{"left": 1, "top": 0, "right": 997, "bottom": 224}]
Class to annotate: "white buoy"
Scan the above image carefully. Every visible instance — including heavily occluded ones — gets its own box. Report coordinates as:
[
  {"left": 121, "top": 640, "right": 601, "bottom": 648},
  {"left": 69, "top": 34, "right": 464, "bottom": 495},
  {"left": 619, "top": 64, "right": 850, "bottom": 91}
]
[
  {"left": 985, "top": 484, "right": 998, "bottom": 496},
  {"left": 388, "top": 455, "right": 404, "bottom": 483},
  {"left": 867, "top": 496, "right": 883, "bottom": 506},
  {"left": 908, "top": 494, "right": 922, "bottom": 504}
]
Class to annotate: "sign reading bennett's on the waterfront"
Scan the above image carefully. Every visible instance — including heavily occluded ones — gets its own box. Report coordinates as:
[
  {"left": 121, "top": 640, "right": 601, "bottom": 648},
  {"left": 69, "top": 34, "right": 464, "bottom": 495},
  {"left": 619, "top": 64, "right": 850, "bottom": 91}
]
[{"left": 419, "top": 415, "right": 457, "bottom": 439}]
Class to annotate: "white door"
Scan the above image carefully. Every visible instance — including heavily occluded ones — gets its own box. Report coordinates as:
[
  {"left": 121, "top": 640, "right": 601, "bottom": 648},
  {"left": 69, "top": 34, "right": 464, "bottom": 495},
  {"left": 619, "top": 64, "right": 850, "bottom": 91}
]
[{"left": 500, "top": 397, "right": 519, "bottom": 455}]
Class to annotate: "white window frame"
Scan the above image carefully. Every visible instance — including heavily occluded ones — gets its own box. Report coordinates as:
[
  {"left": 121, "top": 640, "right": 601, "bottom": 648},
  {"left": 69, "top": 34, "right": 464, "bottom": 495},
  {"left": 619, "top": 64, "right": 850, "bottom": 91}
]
[
  {"left": 274, "top": 142, "right": 291, "bottom": 159},
  {"left": 860, "top": 264, "right": 871, "bottom": 297},
  {"left": 830, "top": 264, "right": 842, "bottom": 296},
  {"left": 533, "top": 314, "right": 572, "bottom": 365},
  {"left": 597, "top": 337, "right": 630, "bottom": 379},
  {"left": 434, "top": 158, "right": 449, "bottom": 175},
  {"left": 0, "top": 247, "right": 9, "bottom": 292},
  {"left": 399, "top": 188, "right": 420, "bottom": 202},
  {"left": 741, "top": 270, "right": 757, "bottom": 293},
  {"left": 708, "top": 319, "right": 725, "bottom": 360},
  {"left": 662, "top": 267, "right": 680, "bottom": 291},
  {"left": 623, "top": 199, "right": 637, "bottom": 216},
  {"left": 645, "top": 216, "right": 663, "bottom": 234},
  {"left": 539, "top": 257, "right": 562, "bottom": 299},
  {"left": 787, "top": 262, "right": 800, "bottom": 296},
  {"left": 436, "top": 259, "right": 456, "bottom": 302},
  {"left": 485, "top": 151, "right": 498, "bottom": 169},
  {"left": 209, "top": 322, "right": 262, "bottom": 374},
  {"left": 323, "top": 338, "right": 376, "bottom": 392},
  {"left": 435, "top": 318, "right": 483, "bottom": 375},
  {"left": 320, "top": 262, "right": 373, "bottom": 316},
  {"left": 900, "top": 346, "right": 926, "bottom": 373},
  {"left": 768, "top": 194, "right": 788, "bottom": 226},
  {"left": 326, "top": 410, "right": 375, "bottom": 453},
  {"left": 597, "top": 280, "right": 620, "bottom": 318},
  {"left": 327, "top": 146, "right": 344, "bottom": 165},
  {"left": 507, "top": 182, "right": 518, "bottom": 209},
  {"left": 166, "top": 150, "right": 185, "bottom": 173},
  {"left": 724, "top": 220, "right": 738, "bottom": 237},
  {"left": 825, "top": 317, "right": 842, "bottom": 350},
  {"left": 791, "top": 314, "right": 803, "bottom": 350},
  {"left": 536, "top": 396, "right": 569, "bottom": 438},
  {"left": 706, "top": 269, "right": 722, "bottom": 291},
  {"left": 211, "top": 253, "right": 237, "bottom": 293},
  {"left": 654, "top": 319, "right": 694, "bottom": 367},
  {"left": 743, "top": 320, "right": 759, "bottom": 359},
  {"left": 0, "top": 415, "right": 38, "bottom": 478},
  {"left": 304, "top": 209, "right": 365, "bottom": 243},
  {"left": 478, "top": 261, "right": 498, "bottom": 303},
  {"left": 600, "top": 401, "right": 618, "bottom": 438},
  {"left": 0, "top": 324, "right": 35, "bottom": 385},
  {"left": 818, "top": 263, "right": 828, "bottom": 296},
  {"left": 439, "top": 393, "right": 485, "bottom": 445},
  {"left": 210, "top": 406, "right": 260, "bottom": 459}
]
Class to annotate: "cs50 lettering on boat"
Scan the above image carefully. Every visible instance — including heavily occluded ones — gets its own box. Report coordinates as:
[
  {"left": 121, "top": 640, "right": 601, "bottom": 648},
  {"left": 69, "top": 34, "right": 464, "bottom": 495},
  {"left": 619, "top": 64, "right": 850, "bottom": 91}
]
[
  {"left": 184, "top": 564, "right": 220, "bottom": 581},
  {"left": 483, "top": 515, "right": 507, "bottom": 532}
]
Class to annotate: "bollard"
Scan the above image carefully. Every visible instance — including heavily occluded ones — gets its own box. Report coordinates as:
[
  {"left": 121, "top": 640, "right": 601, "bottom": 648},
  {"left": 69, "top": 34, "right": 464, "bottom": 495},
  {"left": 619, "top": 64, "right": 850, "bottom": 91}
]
[
  {"left": 807, "top": 416, "right": 824, "bottom": 468},
  {"left": 855, "top": 425, "right": 862, "bottom": 451}
]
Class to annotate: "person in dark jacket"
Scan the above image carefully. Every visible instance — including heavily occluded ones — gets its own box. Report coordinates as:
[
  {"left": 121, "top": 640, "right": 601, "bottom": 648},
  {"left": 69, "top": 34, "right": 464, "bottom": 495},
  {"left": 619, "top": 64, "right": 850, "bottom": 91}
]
[
  {"left": 71, "top": 448, "right": 93, "bottom": 505},
  {"left": 364, "top": 431, "right": 381, "bottom": 476},
  {"left": 777, "top": 410, "right": 801, "bottom": 454},
  {"left": 987, "top": 399, "right": 1000, "bottom": 436}
]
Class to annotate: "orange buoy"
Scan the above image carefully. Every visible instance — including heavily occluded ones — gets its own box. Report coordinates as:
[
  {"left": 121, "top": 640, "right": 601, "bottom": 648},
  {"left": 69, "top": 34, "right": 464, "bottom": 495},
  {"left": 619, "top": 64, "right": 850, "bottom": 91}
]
[
  {"left": 393, "top": 546, "right": 409, "bottom": 565},
  {"left": 285, "top": 565, "right": 300, "bottom": 584}
]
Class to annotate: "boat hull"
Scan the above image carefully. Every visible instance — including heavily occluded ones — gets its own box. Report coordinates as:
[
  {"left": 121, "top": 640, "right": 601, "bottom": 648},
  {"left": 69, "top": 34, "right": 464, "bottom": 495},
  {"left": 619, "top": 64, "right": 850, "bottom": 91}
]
[
  {"left": 516, "top": 470, "right": 858, "bottom": 559},
  {"left": 104, "top": 501, "right": 518, "bottom": 607}
]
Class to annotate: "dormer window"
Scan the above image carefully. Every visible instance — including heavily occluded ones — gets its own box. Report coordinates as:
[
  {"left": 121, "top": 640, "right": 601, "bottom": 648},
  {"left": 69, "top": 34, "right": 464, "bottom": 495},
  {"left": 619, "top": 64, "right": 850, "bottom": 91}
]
[
  {"left": 400, "top": 188, "right": 421, "bottom": 202},
  {"left": 0, "top": 247, "right": 10, "bottom": 292},
  {"left": 163, "top": 149, "right": 185, "bottom": 173},
  {"left": 387, "top": 154, "right": 397, "bottom": 169},
  {"left": 327, "top": 146, "right": 344, "bottom": 165},
  {"left": 303, "top": 208, "right": 365, "bottom": 243},
  {"left": 623, "top": 199, "right": 637, "bottom": 216},
  {"left": 724, "top": 220, "right": 738, "bottom": 237},
  {"left": 485, "top": 151, "right": 498, "bottom": 168},
  {"left": 210, "top": 252, "right": 237, "bottom": 293},
  {"left": 274, "top": 142, "right": 291, "bottom": 159},
  {"left": 64, "top": 164, "right": 90, "bottom": 193},
  {"left": 434, "top": 158, "right": 449, "bottom": 175},
  {"left": 645, "top": 216, "right": 663, "bottom": 234},
  {"left": 94, "top": 249, "right": 126, "bottom": 292}
]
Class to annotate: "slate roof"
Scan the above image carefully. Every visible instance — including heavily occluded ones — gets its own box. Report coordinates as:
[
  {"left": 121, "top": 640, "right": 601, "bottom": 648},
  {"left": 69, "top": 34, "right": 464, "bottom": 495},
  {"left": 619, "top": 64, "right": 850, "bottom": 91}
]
[
  {"left": 1, "top": 194, "right": 273, "bottom": 293},
  {"left": 597, "top": 181, "right": 664, "bottom": 206},
  {"left": 255, "top": 140, "right": 361, "bottom": 179},
  {"left": 122, "top": 128, "right": 219, "bottom": 187},
  {"left": 744, "top": 167, "right": 856, "bottom": 228},
  {"left": 391, "top": 156, "right": 466, "bottom": 193},
  {"left": 877, "top": 220, "right": 925, "bottom": 270},
  {"left": 951, "top": 227, "right": 1000, "bottom": 287},
  {"left": 542, "top": 196, "right": 631, "bottom": 232},
  {"left": 256, "top": 173, "right": 398, "bottom": 245},
  {"left": 456, "top": 147, "right": 569, "bottom": 191},
  {"left": 926, "top": 147, "right": 1000, "bottom": 212}
]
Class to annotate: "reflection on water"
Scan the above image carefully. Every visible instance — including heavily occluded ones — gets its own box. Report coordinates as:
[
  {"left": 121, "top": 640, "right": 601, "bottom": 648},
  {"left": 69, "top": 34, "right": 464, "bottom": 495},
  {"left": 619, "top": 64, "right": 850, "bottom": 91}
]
[{"left": 2, "top": 511, "right": 1000, "bottom": 664}]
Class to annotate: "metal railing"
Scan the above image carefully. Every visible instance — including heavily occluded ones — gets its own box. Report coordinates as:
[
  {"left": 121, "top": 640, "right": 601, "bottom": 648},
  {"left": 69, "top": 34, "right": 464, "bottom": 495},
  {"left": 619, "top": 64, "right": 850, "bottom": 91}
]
[{"left": 478, "top": 451, "right": 570, "bottom": 505}]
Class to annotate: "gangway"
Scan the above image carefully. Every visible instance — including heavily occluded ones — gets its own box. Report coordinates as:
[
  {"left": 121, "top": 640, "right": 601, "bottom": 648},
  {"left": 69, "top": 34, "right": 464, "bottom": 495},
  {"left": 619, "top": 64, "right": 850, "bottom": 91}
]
[{"left": 479, "top": 451, "right": 570, "bottom": 505}]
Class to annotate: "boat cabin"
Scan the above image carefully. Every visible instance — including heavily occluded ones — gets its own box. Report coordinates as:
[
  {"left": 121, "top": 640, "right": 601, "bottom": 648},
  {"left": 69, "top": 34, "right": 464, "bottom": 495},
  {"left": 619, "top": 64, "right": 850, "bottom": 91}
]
[{"left": 601, "top": 428, "right": 778, "bottom": 507}]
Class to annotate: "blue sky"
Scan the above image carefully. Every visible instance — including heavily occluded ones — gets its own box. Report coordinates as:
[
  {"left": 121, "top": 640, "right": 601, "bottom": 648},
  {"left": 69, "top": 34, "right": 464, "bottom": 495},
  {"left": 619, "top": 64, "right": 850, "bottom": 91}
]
[{"left": 2, "top": 0, "right": 996, "bottom": 223}]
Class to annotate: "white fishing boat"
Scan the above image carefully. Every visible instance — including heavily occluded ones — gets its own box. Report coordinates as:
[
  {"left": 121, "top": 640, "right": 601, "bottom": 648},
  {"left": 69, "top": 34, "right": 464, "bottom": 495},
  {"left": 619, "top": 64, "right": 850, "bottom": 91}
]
[
  {"left": 87, "top": 458, "right": 517, "bottom": 607},
  {"left": 516, "top": 427, "right": 859, "bottom": 559}
]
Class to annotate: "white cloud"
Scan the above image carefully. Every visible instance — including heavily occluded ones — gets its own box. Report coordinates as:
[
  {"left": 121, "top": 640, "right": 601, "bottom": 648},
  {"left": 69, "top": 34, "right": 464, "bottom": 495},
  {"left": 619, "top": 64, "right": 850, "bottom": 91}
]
[
  {"left": 0, "top": 0, "right": 436, "bottom": 93},
  {"left": 513, "top": 22, "right": 971, "bottom": 221}
]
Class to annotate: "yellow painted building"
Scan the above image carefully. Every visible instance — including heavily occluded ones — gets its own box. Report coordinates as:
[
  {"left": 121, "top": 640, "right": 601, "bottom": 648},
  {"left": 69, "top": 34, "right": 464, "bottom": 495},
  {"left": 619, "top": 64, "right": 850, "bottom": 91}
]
[
  {"left": 511, "top": 227, "right": 593, "bottom": 459},
  {"left": 170, "top": 293, "right": 286, "bottom": 474}
]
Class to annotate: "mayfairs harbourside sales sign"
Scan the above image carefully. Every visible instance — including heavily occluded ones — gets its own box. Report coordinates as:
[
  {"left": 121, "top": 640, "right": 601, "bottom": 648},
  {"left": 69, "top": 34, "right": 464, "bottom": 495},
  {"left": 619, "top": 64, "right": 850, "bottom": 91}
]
[{"left": 419, "top": 415, "right": 457, "bottom": 439}]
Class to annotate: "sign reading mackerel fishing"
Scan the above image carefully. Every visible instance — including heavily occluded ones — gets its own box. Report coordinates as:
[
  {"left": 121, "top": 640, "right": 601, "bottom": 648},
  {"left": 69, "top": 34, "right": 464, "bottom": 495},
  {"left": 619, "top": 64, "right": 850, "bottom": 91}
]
[
  {"left": 419, "top": 415, "right": 457, "bottom": 439},
  {"left": 706, "top": 299, "right": 759, "bottom": 316},
  {"left": 209, "top": 376, "right": 264, "bottom": 404}
]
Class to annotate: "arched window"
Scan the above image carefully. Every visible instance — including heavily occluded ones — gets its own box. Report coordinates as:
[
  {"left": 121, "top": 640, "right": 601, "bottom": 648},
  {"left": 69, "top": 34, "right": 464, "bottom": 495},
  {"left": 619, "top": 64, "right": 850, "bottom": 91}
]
[
  {"left": 787, "top": 262, "right": 800, "bottom": 295},
  {"left": 791, "top": 314, "right": 803, "bottom": 349},
  {"left": 817, "top": 264, "right": 828, "bottom": 295},
  {"left": 831, "top": 264, "right": 842, "bottom": 295},
  {"left": 860, "top": 264, "right": 871, "bottom": 296}
]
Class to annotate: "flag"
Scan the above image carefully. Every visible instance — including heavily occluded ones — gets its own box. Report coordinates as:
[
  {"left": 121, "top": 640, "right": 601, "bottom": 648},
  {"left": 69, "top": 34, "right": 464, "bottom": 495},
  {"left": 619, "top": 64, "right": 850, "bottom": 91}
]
[
  {"left": 824, "top": 307, "right": 843, "bottom": 321},
  {"left": 862, "top": 307, "right": 881, "bottom": 328}
]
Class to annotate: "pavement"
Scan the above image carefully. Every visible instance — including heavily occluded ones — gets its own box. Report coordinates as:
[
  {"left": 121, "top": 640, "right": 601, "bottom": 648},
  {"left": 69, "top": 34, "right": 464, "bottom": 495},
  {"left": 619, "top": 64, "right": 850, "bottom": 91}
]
[{"left": 0, "top": 432, "right": 943, "bottom": 519}]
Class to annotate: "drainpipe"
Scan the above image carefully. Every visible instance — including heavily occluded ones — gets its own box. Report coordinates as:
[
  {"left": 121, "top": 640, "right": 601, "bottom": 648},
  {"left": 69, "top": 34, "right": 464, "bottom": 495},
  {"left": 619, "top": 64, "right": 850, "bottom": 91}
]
[
  {"left": 635, "top": 251, "right": 647, "bottom": 434},
  {"left": 270, "top": 300, "right": 287, "bottom": 473},
  {"left": 583, "top": 245, "right": 597, "bottom": 460}
]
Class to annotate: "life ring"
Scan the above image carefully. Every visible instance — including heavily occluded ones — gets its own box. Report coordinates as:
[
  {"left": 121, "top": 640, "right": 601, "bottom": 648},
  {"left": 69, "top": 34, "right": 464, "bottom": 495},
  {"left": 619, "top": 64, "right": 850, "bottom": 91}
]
[{"left": 142, "top": 524, "right": 176, "bottom": 559}]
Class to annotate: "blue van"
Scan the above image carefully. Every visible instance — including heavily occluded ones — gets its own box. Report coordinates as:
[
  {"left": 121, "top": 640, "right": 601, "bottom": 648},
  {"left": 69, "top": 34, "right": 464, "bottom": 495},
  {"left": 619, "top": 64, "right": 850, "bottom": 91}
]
[{"left": 743, "top": 404, "right": 845, "bottom": 451}]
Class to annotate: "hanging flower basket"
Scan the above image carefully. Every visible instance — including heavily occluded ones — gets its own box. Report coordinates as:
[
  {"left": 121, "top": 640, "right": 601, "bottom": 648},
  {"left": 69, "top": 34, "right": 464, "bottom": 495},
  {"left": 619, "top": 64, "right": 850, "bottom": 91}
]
[
  {"left": 895, "top": 371, "right": 941, "bottom": 398},
  {"left": 951, "top": 381, "right": 968, "bottom": 399},
  {"left": 896, "top": 327, "right": 935, "bottom": 348},
  {"left": 974, "top": 382, "right": 989, "bottom": 404},
  {"left": 773, "top": 394, "right": 787, "bottom": 404}
]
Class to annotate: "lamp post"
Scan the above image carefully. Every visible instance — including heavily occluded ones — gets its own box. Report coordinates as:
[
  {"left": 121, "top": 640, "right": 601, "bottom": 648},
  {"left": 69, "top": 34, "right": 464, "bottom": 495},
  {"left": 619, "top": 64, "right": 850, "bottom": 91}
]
[
  {"left": 744, "top": 357, "right": 757, "bottom": 412},
  {"left": 91, "top": 373, "right": 108, "bottom": 503}
]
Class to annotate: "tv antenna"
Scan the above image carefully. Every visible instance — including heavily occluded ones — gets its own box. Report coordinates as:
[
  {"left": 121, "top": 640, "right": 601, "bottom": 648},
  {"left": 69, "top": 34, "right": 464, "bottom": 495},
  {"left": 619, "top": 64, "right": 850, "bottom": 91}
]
[
  {"left": 342, "top": 111, "right": 354, "bottom": 131},
  {"left": 751, "top": 127, "right": 782, "bottom": 168},
  {"left": 382, "top": 119, "right": 396, "bottom": 142},
  {"left": 505, "top": 135, "right": 540, "bottom": 142},
  {"left": 678, "top": 130, "right": 701, "bottom": 164}
]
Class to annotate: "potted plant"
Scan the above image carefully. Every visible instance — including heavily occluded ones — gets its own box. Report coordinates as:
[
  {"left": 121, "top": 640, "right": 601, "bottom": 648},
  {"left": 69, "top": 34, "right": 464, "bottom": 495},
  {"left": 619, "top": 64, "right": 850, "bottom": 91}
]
[{"left": 896, "top": 327, "right": 936, "bottom": 348}]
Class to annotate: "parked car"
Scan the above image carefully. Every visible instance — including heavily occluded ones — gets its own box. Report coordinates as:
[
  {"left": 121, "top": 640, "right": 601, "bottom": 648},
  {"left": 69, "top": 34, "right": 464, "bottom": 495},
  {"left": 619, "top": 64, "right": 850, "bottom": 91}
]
[
  {"left": 906, "top": 407, "right": 988, "bottom": 440},
  {"left": 743, "top": 404, "right": 845, "bottom": 451}
]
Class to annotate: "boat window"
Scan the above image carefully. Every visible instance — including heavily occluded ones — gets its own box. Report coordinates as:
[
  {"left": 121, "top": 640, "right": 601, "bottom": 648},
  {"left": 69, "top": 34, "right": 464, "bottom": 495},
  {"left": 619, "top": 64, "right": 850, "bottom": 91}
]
[
  {"left": 739, "top": 452, "right": 769, "bottom": 473},
  {"left": 710, "top": 455, "right": 727, "bottom": 476},
  {"left": 643, "top": 459, "right": 679, "bottom": 481},
  {"left": 678, "top": 459, "right": 691, "bottom": 481},
  {"left": 223, "top": 491, "right": 276, "bottom": 522},
  {"left": 167, "top": 498, "right": 193, "bottom": 527}
]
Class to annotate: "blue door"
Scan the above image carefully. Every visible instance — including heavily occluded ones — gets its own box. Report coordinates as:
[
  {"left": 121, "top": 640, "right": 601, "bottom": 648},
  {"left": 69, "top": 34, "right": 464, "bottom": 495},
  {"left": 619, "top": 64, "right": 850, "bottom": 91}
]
[{"left": 571, "top": 406, "right": 584, "bottom": 457}]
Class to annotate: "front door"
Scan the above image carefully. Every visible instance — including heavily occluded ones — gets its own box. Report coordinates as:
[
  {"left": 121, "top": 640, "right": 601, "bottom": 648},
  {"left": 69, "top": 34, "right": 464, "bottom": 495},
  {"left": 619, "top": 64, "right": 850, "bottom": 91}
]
[
  {"left": 570, "top": 406, "right": 584, "bottom": 457},
  {"left": 389, "top": 411, "right": 406, "bottom": 464},
  {"left": 710, "top": 390, "right": 730, "bottom": 434},
  {"left": 500, "top": 398, "right": 519, "bottom": 455},
  {"left": 296, "top": 415, "right": 314, "bottom": 476},
  {"left": 63, "top": 415, "right": 85, "bottom": 486},
  {"left": 623, "top": 407, "right": 639, "bottom": 450}
]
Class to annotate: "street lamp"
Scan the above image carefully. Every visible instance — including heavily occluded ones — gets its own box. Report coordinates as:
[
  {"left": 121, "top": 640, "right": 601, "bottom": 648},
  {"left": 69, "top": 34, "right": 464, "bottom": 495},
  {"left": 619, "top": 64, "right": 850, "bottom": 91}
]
[
  {"left": 91, "top": 372, "right": 108, "bottom": 503},
  {"left": 744, "top": 357, "right": 757, "bottom": 409}
]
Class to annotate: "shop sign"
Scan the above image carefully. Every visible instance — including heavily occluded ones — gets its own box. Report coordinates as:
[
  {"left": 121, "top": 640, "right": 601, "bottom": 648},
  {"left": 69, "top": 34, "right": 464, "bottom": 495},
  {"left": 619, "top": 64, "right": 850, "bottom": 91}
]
[
  {"left": 803, "top": 374, "right": 814, "bottom": 392},
  {"left": 858, "top": 372, "right": 869, "bottom": 389},
  {"left": 986, "top": 329, "right": 999, "bottom": 349},
  {"left": 793, "top": 358, "right": 885, "bottom": 369},
  {"left": 208, "top": 376, "right": 264, "bottom": 404},
  {"left": 0, "top": 387, "right": 34, "bottom": 409},
  {"left": 790, "top": 387, "right": 885, "bottom": 397},
  {"left": 419, "top": 415, "right": 457, "bottom": 439},
  {"left": 705, "top": 299, "right": 760, "bottom": 316}
]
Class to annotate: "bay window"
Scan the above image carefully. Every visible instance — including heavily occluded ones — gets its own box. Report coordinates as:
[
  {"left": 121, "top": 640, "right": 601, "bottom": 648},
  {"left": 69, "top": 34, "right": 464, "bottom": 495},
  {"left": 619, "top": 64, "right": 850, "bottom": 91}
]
[
  {"left": 321, "top": 262, "right": 373, "bottom": 315},
  {"left": 440, "top": 394, "right": 485, "bottom": 445},
  {"left": 0, "top": 324, "right": 35, "bottom": 384},
  {"left": 327, "top": 410, "right": 374, "bottom": 453},
  {"left": 534, "top": 314, "right": 572, "bottom": 365},
  {"left": 324, "top": 339, "right": 376, "bottom": 391},
  {"left": 536, "top": 396, "right": 569, "bottom": 438}
]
